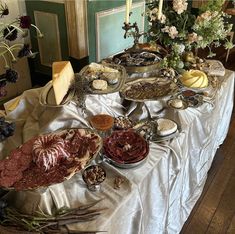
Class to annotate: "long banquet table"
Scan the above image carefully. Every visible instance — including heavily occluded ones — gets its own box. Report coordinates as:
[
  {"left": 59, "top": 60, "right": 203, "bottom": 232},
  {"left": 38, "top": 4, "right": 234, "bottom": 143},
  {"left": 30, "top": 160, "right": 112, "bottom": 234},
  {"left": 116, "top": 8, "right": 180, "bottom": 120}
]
[{"left": 0, "top": 69, "right": 234, "bottom": 234}]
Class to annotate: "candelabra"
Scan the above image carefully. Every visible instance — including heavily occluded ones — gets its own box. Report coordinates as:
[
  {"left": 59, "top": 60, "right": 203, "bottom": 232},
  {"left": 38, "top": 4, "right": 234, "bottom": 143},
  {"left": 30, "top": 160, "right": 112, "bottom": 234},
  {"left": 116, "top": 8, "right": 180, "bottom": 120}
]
[{"left": 122, "top": 22, "right": 147, "bottom": 51}]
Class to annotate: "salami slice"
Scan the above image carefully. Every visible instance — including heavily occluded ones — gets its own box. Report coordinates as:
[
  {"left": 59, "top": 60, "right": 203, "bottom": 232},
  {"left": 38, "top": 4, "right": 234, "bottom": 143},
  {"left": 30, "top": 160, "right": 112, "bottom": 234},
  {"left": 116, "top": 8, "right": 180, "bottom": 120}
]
[{"left": 21, "top": 137, "right": 37, "bottom": 154}]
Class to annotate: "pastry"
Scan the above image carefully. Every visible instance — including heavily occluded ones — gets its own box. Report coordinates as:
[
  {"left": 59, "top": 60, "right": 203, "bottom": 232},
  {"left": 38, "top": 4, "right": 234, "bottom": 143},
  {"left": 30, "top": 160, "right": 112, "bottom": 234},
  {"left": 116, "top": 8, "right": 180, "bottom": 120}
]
[
  {"left": 199, "top": 60, "right": 225, "bottom": 77},
  {"left": 156, "top": 118, "right": 177, "bottom": 136},
  {"left": 89, "top": 114, "right": 114, "bottom": 131},
  {"left": 88, "top": 62, "right": 119, "bottom": 73}
]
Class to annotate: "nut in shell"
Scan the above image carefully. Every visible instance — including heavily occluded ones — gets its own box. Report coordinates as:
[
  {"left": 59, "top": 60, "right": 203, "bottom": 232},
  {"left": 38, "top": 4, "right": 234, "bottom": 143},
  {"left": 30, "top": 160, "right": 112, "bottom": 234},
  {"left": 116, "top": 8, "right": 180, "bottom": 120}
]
[{"left": 82, "top": 165, "right": 106, "bottom": 191}]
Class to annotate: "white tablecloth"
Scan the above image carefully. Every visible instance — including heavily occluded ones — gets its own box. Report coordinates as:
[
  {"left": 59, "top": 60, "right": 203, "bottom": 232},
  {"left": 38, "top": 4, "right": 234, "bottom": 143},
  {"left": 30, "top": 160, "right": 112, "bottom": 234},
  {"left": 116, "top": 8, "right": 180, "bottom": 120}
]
[{"left": 0, "top": 70, "right": 234, "bottom": 234}]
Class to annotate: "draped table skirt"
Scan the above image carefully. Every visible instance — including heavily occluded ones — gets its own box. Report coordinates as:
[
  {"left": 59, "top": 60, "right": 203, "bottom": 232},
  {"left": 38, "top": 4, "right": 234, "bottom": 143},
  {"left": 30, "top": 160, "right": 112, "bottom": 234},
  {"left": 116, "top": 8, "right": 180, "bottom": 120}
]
[{"left": 0, "top": 70, "right": 234, "bottom": 234}]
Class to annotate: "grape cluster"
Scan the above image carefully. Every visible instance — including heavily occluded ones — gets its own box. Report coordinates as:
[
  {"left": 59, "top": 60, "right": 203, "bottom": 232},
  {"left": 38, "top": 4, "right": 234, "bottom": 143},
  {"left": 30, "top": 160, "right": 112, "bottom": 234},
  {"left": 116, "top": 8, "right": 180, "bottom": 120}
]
[{"left": 0, "top": 117, "right": 15, "bottom": 142}]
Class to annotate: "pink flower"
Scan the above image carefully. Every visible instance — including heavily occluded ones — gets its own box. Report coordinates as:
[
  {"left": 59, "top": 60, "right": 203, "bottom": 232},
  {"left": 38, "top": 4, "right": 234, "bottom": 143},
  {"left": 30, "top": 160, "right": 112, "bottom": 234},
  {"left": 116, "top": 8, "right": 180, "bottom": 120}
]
[
  {"left": 173, "top": 0, "right": 188, "bottom": 14},
  {"left": 196, "top": 11, "right": 219, "bottom": 23},
  {"left": 188, "top": 33, "right": 198, "bottom": 43},
  {"left": 162, "top": 26, "right": 178, "bottom": 39}
]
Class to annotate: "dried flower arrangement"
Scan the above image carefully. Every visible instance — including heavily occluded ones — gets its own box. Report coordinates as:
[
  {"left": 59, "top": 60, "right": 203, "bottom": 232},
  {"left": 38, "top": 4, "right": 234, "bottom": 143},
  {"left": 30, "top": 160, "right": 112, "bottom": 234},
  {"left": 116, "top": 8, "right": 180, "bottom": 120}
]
[
  {"left": 0, "top": 199, "right": 106, "bottom": 233},
  {"left": 0, "top": 2, "right": 43, "bottom": 98}
]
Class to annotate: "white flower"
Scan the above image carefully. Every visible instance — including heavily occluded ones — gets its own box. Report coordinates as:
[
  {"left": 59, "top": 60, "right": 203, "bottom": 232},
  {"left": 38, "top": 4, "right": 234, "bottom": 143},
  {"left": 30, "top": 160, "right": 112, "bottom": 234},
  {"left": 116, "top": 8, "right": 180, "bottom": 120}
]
[
  {"left": 148, "top": 8, "right": 166, "bottom": 23},
  {"left": 149, "top": 7, "right": 158, "bottom": 21},
  {"left": 172, "top": 43, "right": 185, "bottom": 54},
  {"left": 187, "top": 32, "right": 199, "bottom": 43},
  {"left": 173, "top": 0, "right": 188, "bottom": 14},
  {"left": 162, "top": 26, "right": 178, "bottom": 39},
  {"left": 196, "top": 11, "right": 219, "bottom": 23},
  {"left": 160, "top": 14, "right": 166, "bottom": 24}
]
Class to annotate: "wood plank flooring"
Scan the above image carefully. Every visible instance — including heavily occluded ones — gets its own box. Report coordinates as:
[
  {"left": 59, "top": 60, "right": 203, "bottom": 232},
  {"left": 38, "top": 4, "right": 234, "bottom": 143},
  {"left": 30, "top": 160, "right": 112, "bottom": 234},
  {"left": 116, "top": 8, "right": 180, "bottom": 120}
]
[{"left": 180, "top": 111, "right": 235, "bottom": 234}]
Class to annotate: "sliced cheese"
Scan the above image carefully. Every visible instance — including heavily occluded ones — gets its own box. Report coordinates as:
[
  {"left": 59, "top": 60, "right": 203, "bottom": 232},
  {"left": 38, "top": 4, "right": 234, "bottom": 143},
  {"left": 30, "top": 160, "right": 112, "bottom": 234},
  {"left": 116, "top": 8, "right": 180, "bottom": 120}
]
[
  {"left": 89, "top": 62, "right": 119, "bottom": 73},
  {"left": 52, "top": 61, "right": 74, "bottom": 105}
]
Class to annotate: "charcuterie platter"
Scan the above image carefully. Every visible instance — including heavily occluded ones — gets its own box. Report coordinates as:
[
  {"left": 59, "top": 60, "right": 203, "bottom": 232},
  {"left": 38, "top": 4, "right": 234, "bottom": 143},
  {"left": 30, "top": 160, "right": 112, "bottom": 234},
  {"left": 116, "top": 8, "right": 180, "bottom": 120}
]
[
  {"left": 102, "top": 130, "right": 149, "bottom": 169},
  {"left": 79, "top": 62, "right": 126, "bottom": 94},
  {"left": 0, "top": 128, "right": 102, "bottom": 190},
  {"left": 120, "top": 77, "right": 179, "bottom": 102}
]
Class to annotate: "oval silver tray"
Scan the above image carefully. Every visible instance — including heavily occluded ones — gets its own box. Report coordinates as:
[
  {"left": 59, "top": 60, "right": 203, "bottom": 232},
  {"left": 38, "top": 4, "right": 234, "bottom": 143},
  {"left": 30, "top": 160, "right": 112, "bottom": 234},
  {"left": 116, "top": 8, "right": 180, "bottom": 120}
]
[
  {"left": 39, "top": 81, "right": 75, "bottom": 107},
  {"left": 79, "top": 63, "right": 127, "bottom": 95},
  {"left": 120, "top": 77, "right": 179, "bottom": 102},
  {"left": 105, "top": 44, "right": 168, "bottom": 74},
  {"left": 133, "top": 118, "right": 181, "bottom": 142},
  {"left": 3, "top": 128, "right": 103, "bottom": 191}
]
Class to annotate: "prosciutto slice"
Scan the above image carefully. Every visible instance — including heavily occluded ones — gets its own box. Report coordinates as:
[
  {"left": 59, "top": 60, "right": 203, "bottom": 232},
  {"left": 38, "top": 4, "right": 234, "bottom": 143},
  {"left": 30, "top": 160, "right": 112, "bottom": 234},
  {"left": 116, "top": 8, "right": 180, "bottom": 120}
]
[{"left": 103, "top": 130, "right": 149, "bottom": 164}]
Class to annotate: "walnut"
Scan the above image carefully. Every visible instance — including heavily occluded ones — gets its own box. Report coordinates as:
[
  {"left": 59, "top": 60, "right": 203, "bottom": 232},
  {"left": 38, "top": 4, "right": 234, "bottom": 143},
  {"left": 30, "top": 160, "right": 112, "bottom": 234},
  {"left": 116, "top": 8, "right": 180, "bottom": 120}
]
[{"left": 114, "top": 176, "right": 125, "bottom": 190}]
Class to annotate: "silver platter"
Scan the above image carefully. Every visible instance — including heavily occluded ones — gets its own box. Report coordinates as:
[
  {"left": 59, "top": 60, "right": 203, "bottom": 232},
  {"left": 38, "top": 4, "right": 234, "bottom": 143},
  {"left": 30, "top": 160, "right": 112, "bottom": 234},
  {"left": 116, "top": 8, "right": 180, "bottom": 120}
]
[
  {"left": 39, "top": 81, "right": 75, "bottom": 107},
  {"left": 133, "top": 118, "right": 181, "bottom": 142},
  {"left": 79, "top": 63, "right": 126, "bottom": 95},
  {"left": 101, "top": 154, "right": 147, "bottom": 169}
]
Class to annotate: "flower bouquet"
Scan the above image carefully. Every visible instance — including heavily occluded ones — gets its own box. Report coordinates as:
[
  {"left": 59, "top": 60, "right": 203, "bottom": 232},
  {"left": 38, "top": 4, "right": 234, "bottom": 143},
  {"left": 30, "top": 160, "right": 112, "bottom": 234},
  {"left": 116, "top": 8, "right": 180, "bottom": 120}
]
[{"left": 145, "top": 0, "right": 233, "bottom": 71}]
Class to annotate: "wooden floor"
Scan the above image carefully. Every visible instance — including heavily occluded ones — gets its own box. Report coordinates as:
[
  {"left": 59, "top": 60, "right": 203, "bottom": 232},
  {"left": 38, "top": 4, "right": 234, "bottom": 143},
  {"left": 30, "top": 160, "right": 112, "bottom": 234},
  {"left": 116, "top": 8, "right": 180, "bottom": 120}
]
[{"left": 181, "top": 49, "right": 235, "bottom": 234}]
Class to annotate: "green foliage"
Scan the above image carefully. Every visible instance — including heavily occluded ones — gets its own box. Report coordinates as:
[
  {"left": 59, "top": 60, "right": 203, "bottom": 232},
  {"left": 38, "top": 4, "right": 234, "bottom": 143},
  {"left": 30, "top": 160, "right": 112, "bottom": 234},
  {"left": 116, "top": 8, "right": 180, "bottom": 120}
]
[
  {"left": 146, "top": 0, "right": 233, "bottom": 63},
  {"left": 200, "top": 0, "right": 225, "bottom": 13}
]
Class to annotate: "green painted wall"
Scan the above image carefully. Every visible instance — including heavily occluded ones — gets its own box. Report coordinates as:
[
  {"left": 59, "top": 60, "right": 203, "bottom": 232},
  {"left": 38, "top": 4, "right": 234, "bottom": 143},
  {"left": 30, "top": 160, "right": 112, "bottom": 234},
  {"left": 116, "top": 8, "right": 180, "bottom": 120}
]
[
  {"left": 25, "top": 0, "right": 69, "bottom": 75},
  {"left": 87, "top": 0, "right": 146, "bottom": 62}
]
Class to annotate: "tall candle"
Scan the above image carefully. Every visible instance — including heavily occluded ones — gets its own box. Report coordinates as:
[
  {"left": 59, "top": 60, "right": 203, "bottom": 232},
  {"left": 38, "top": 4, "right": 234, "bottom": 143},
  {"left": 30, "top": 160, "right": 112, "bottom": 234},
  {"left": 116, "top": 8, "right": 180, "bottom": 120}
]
[
  {"left": 158, "top": 0, "right": 163, "bottom": 20},
  {"left": 125, "top": 0, "right": 130, "bottom": 24},
  {"left": 129, "top": 0, "right": 132, "bottom": 11}
]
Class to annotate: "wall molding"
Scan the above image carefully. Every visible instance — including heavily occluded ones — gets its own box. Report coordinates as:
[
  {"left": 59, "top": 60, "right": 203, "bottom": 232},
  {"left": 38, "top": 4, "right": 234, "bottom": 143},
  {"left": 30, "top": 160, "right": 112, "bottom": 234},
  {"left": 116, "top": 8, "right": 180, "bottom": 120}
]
[{"left": 65, "top": 0, "right": 88, "bottom": 59}]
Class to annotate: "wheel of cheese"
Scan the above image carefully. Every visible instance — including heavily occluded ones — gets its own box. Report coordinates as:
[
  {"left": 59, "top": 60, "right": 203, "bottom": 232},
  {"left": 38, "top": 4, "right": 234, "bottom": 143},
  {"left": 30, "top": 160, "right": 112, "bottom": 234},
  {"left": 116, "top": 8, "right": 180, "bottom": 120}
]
[
  {"left": 156, "top": 118, "right": 178, "bottom": 136},
  {"left": 180, "top": 70, "right": 208, "bottom": 88}
]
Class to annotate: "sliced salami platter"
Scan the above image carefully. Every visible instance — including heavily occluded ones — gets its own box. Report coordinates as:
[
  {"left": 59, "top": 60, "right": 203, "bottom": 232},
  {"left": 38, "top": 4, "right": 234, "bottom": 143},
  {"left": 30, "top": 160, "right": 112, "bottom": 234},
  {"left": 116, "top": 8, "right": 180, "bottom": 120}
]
[
  {"left": 103, "top": 130, "right": 149, "bottom": 168},
  {"left": 0, "top": 128, "right": 102, "bottom": 190}
]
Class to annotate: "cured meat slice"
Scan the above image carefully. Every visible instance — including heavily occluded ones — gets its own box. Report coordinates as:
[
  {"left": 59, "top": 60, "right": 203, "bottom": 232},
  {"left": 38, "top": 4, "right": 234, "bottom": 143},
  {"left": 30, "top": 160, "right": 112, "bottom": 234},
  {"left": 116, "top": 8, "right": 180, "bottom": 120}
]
[
  {"left": 21, "top": 137, "right": 37, "bottom": 154},
  {"left": 0, "top": 172, "right": 23, "bottom": 188},
  {"left": 0, "top": 128, "right": 102, "bottom": 190},
  {"left": 104, "top": 130, "right": 149, "bottom": 164},
  {"left": 32, "top": 135, "right": 70, "bottom": 171}
]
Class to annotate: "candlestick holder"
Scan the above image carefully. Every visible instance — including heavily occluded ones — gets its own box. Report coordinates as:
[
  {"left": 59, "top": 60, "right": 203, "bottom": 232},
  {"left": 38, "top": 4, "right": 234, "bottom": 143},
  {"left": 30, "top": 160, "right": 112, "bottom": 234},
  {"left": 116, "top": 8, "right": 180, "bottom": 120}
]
[{"left": 122, "top": 22, "right": 147, "bottom": 52}]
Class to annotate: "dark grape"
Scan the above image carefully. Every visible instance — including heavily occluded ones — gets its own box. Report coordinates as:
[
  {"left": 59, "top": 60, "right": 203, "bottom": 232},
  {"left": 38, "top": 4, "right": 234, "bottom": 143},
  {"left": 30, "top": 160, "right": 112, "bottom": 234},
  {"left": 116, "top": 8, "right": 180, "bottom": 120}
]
[
  {"left": 0, "top": 116, "right": 5, "bottom": 123},
  {"left": 0, "top": 119, "right": 15, "bottom": 142}
]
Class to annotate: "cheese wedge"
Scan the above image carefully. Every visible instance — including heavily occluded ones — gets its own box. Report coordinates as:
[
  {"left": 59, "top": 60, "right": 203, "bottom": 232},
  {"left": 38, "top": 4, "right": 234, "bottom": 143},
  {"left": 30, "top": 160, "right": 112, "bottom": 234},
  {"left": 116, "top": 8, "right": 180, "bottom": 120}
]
[{"left": 52, "top": 61, "right": 74, "bottom": 105}]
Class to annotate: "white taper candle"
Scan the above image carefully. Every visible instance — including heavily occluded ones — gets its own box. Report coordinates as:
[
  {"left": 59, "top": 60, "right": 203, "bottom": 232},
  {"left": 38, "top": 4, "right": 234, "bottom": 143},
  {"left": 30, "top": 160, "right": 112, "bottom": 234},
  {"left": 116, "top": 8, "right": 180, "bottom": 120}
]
[
  {"left": 158, "top": 0, "right": 163, "bottom": 20},
  {"left": 126, "top": 0, "right": 130, "bottom": 24}
]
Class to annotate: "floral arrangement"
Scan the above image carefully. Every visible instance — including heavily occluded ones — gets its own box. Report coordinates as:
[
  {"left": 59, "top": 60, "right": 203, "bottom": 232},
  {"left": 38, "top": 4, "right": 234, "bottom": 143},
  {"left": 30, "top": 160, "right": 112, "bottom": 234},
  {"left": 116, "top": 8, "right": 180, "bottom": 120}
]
[
  {"left": 0, "top": 2, "right": 43, "bottom": 98},
  {"left": 145, "top": 0, "right": 233, "bottom": 71}
]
